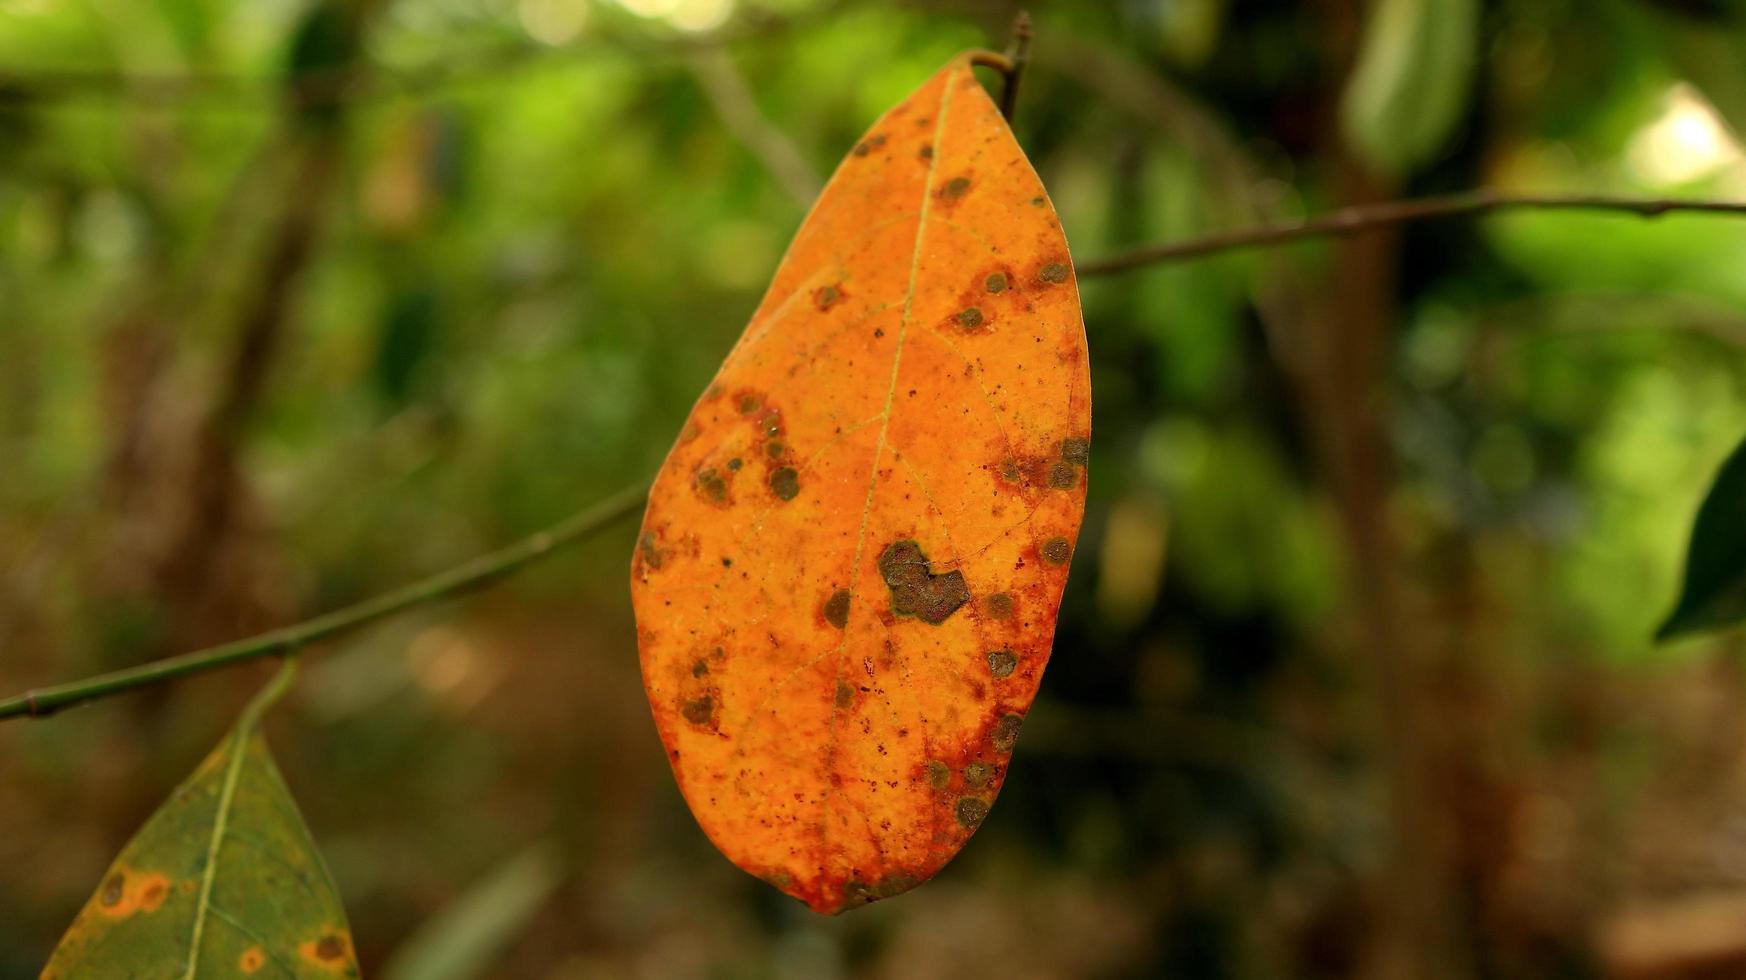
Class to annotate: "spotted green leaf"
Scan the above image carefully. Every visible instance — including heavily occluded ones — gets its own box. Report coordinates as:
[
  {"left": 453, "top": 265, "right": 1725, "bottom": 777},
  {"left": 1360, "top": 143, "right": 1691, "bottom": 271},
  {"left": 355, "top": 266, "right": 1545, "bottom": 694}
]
[
  {"left": 42, "top": 659, "right": 358, "bottom": 979},
  {"left": 1658, "top": 433, "right": 1746, "bottom": 642}
]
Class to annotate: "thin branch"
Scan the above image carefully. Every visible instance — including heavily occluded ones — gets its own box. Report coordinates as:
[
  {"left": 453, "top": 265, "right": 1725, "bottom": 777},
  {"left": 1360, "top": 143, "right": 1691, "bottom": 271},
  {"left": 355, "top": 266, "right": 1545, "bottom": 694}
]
[
  {"left": 1077, "top": 190, "right": 1746, "bottom": 277},
  {"left": 999, "top": 10, "right": 1032, "bottom": 121},
  {"left": 0, "top": 482, "right": 648, "bottom": 721},
  {"left": 687, "top": 48, "right": 821, "bottom": 207}
]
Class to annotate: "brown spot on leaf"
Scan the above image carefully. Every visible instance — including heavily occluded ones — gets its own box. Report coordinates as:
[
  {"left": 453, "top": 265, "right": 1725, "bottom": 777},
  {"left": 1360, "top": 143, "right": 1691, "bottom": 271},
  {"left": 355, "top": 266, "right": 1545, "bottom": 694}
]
[
  {"left": 99, "top": 873, "right": 125, "bottom": 909},
  {"left": 984, "top": 271, "right": 1007, "bottom": 294},
  {"left": 824, "top": 589, "right": 851, "bottom": 629},
  {"left": 1048, "top": 460, "right": 1078, "bottom": 489},
  {"left": 1061, "top": 436, "right": 1090, "bottom": 465},
  {"left": 987, "top": 649, "right": 1017, "bottom": 678},
  {"left": 992, "top": 713, "right": 1024, "bottom": 752},
  {"left": 835, "top": 681, "right": 854, "bottom": 709},
  {"left": 1038, "top": 262, "right": 1069, "bottom": 284},
  {"left": 841, "top": 873, "right": 921, "bottom": 910},
  {"left": 964, "top": 762, "right": 994, "bottom": 788},
  {"left": 240, "top": 947, "right": 266, "bottom": 974},
  {"left": 878, "top": 540, "right": 970, "bottom": 624},
  {"left": 814, "top": 284, "right": 841, "bottom": 310},
  {"left": 926, "top": 759, "right": 950, "bottom": 790},
  {"left": 696, "top": 467, "right": 728, "bottom": 503},
  {"left": 941, "top": 175, "right": 971, "bottom": 199},
  {"left": 639, "top": 533, "right": 665, "bottom": 571},
  {"left": 300, "top": 932, "right": 353, "bottom": 972},
  {"left": 955, "top": 307, "right": 983, "bottom": 330},
  {"left": 984, "top": 592, "right": 1014, "bottom": 620},
  {"left": 691, "top": 659, "right": 710, "bottom": 677},
  {"left": 955, "top": 797, "right": 990, "bottom": 827},
  {"left": 737, "top": 393, "right": 762, "bottom": 414},
  {"left": 1041, "top": 537, "right": 1072, "bottom": 565},
  {"left": 137, "top": 874, "right": 169, "bottom": 912},
  {"left": 681, "top": 695, "right": 715, "bottom": 726},
  {"left": 769, "top": 467, "right": 800, "bottom": 501}
]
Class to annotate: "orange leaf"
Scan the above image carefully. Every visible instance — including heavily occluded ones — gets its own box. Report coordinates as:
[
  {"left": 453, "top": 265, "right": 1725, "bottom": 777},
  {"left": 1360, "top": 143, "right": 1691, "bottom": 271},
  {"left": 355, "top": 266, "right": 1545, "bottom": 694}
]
[{"left": 630, "top": 53, "right": 1089, "bottom": 914}]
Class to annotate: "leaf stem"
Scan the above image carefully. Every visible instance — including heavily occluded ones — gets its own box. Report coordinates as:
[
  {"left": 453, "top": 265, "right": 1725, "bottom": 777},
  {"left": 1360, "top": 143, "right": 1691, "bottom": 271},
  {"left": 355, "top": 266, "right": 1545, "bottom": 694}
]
[
  {"left": 968, "top": 11, "right": 1031, "bottom": 122},
  {"left": 1076, "top": 190, "right": 1746, "bottom": 277},
  {"left": 0, "top": 482, "right": 648, "bottom": 722}
]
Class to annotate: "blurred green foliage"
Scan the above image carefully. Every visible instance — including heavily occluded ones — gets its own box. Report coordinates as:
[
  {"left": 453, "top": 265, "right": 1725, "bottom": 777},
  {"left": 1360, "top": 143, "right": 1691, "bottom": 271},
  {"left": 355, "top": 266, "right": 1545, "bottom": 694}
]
[{"left": 6, "top": 0, "right": 1746, "bottom": 977}]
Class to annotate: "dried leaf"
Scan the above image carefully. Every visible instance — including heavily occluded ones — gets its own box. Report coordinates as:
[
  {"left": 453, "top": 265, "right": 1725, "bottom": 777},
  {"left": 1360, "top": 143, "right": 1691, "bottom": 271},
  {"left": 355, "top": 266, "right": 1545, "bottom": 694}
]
[
  {"left": 630, "top": 54, "right": 1090, "bottom": 914},
  {"left": 41, "top": 660, "right": 358, "bottom": 979}
]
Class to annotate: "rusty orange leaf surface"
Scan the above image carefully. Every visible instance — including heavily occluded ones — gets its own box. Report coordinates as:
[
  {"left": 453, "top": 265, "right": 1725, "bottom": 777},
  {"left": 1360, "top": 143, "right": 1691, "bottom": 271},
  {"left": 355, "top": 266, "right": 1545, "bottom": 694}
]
[{"left": 629, "top": 53, "right": 1090, "bottom": 914}]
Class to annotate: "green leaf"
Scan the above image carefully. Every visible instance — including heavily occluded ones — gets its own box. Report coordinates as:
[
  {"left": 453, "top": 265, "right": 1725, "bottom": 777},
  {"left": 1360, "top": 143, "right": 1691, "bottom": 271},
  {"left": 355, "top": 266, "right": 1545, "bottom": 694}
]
[
  {"left": 1339, "top": 0, "right": 1479, "bottom": 176},
  {"left": 380, "top": 842, "right": 564, "bottom": 980},
  {"left": 41, "top": 659, "right": 359, "bottom": 979},
  {"left": 1658, "top": 433, "right": 1746, "bottom": 642}
]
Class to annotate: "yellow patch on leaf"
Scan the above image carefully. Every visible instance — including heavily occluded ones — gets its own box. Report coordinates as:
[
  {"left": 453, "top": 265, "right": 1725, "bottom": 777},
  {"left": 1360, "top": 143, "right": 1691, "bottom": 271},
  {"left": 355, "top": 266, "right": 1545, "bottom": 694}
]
[{"left": 630, "top": 53, "right": 1089, "bottom": 914}]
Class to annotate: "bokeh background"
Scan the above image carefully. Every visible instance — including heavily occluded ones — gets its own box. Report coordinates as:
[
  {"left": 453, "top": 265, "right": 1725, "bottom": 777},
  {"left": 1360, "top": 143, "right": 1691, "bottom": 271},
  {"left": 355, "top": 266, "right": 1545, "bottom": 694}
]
[{"left": 6, "top": 0, "right": 1746, "bottom": 977}]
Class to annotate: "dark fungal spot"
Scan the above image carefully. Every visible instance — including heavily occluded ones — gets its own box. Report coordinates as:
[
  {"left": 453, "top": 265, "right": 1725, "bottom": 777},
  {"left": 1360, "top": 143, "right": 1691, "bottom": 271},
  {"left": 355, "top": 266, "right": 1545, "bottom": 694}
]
[
  {"left": 1038, "top": 262, "right": 1069, "bottom": 284},
  {"left": 1062, "top": 436, "right": 1090, "bottom": 465},
  {"left": 942, "top": 175, "right": 971, "bottom": 199},
  {"left": 955, "top": 797, "right": 990, "bottom": 827},
  {"left": 955, "top": 307, "right": 983, "bottom": 330},
  {"left": 681, "top": 696, "right": 714, "bottom": 725},
  {"left": 984, "top": 592, "right": 1014, "bottom": 619},
  {"left": 834, "top": 681, "right": 854, "bottom": 709},
  {"left": 992, "top": 713, "right": 1023, "bottom": 752},
  {"left": 824, "top": 589, "right": 851, "bottom": 629},
  {"left": 813, "top": 284, "right": 840, "bottom": 310},
  {"left": 1041, "top": 537, "right": 1072, "bottom": 565},
  {"left": 964, "top": 762, "right": 994, "bottom": 788},
  {"left": 926, "top": 760, "right": 950, "bottom": 790},
  {"left": 842, "top": 873, "right": 920, "bottom": 909},
  {"left": 1030, "top": 195, "right": 1045, "bottom": 206},
  {"left": 766, "top": 441, "right": 784, "bottom": 458},
  {"left": 737, "top": 394, "right": 761, "bottom": 414},
  {"left": 696, "top": 468, "right": 727, "bottom": 502},
  {"left": 727, "top": 457, "right": 742, "bottom": 471},
  {"left": 984, "top": 271, "right": 1007, "bottom": 294},
  {"left": 100, "top": 873, "right": 125, "bottom": 907},
  {"left": 918, "top": 145, "right": 933, "bottom": 159},
  {"left": 878, "top": 540, "right": 971, "bottom": 625},
  {"left": 638, "top": 533, "right": 664, "bottom": 570},
  {"left": 1048, "top": 460, "right": 1078, "bottom": 489},
  {"left": 769, "top": 467, "right": 800, "bottom": 501},
  {"left": 987, "top": 649, "right": 1017, "bottom": 678},
  {"left": 691, "top": 659, "right": 709, "bottom": 677},
  {"left": 315, "top": 936, "right": 346, "bottom": 961}
]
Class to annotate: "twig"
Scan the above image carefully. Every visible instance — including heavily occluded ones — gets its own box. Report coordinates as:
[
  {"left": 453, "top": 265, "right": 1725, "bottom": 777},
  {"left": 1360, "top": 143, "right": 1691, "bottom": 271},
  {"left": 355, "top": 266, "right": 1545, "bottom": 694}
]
[
  {"left": 1077, "top": 190, "right": 1746, "bottom": 277},
  {"left": 687, "top": 48, "right": 821, "bottom": 207},
  {"left": 999, "top": 11, "right": 1032, "bottom": 121},
  {"left": 0, "top": 482, "right": 648, "bottom": 721}
]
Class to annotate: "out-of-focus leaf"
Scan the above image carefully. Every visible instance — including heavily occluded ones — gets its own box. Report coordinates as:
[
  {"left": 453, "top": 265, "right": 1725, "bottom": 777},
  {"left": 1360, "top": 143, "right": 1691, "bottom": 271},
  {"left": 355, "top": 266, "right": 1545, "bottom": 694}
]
[
  {"left": 374, "top": 284, "right": 440, "bottom": 406},
  {"left": 630, "top": 55, "right": 1090, "bottom": 915},
  {"left": 41, "top": 660, "right": 359, "bottom": 979},
  {"left": 1657, "top": 433, "right": 1746, "bottom": 641},
  {"left": 380, "top": 841, "right": 564, "bottom": 980},
  {"left": 1340, "top": 0, "right": 1479, "bottom": 176}
]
